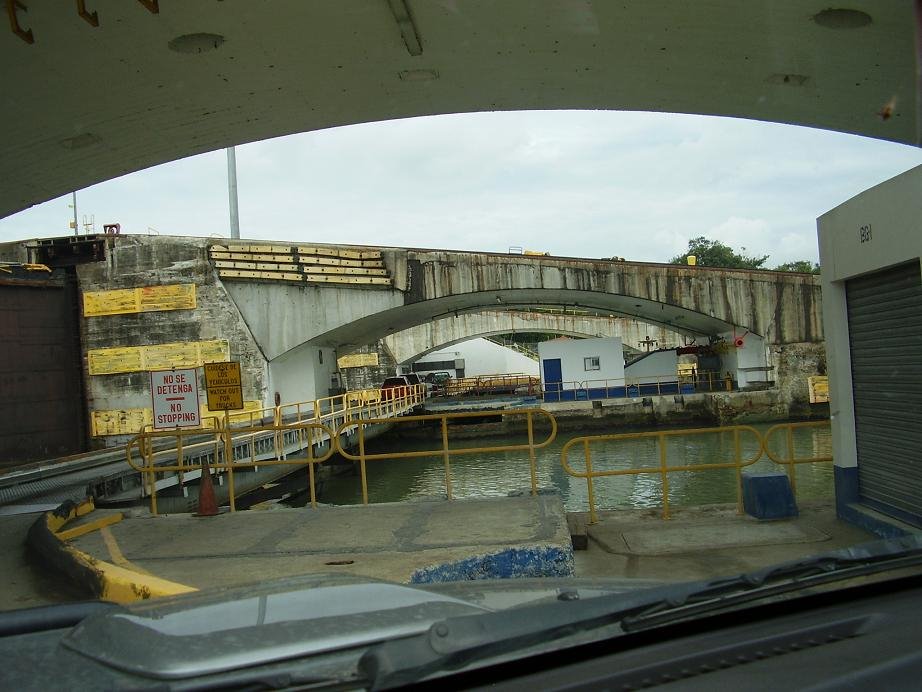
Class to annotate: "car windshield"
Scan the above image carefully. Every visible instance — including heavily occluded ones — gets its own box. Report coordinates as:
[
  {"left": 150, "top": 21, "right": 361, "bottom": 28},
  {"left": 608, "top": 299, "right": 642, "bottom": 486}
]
[{"left": 1, "top": 3, "right": 921, "bottom": 689}]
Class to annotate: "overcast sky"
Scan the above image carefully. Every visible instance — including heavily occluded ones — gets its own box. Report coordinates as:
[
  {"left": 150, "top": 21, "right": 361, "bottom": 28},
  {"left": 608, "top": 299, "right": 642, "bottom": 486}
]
[{"left": 2, "top": 110, "right": 920, "bottom": 266}]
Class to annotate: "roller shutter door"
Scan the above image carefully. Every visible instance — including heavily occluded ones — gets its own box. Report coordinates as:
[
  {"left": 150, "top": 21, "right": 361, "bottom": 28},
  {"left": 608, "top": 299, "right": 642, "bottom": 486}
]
[{"left": 846, "top": 260, "right": 922, "bottom": 525}]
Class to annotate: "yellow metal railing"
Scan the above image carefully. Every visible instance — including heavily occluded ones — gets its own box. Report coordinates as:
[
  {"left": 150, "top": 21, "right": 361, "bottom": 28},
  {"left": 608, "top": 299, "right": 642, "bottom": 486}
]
[
  {"left": 443, "top": 375, "right": 540, "bottom": 396},
  {"left": 541, "top": 371, "right": 725, "bottom": 400},
  {"left": 561, "top": 426, "right": 764, "bottom": 523},
  {"left": 561, "top": 421, "right": 833, "bottom": 523},
  {"left": 126, "top": 420, "right": 336, "bottom": 515},
  {"left": 125, "top": 385, "right": 427, "bottom": 514},
  {"left": 334, "top": 408, "right": 557, "bottom": 505},
  {"left": 762, "top": 420, "right": 833, "bottom": 497}
]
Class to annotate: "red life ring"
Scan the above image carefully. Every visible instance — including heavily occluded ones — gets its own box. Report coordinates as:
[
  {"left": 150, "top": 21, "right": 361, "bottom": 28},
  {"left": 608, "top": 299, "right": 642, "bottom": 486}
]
[{"left": 734, "top": 337, "right": 745, "bottom": 348}]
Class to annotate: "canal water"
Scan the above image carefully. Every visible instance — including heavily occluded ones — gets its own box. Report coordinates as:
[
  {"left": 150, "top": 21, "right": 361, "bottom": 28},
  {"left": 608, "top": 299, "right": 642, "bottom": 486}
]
[{"left": 309, "top": 422, "right": 833, "bottom": 514}]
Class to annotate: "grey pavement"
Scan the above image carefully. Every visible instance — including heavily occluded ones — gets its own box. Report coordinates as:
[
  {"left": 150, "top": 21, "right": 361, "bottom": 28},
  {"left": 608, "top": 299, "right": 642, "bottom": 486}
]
[
  {"left": 69, "top": 495, "right": 572, "bottom": 589},
  {"left": 0, "top": 512, "right": 86, "bottom": 611},
  {"left": 3, "top": 496, "right": 880, "bottom": 610},
  {"left": 573, "top": 500, "right": 876, "bottom": 582}
]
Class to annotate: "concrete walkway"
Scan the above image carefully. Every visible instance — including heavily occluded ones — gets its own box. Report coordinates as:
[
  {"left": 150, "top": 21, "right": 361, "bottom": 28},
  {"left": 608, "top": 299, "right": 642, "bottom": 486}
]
[
  {"left": 573, "top": 500, "right": 875, "bottom": 582},
  {"left": 67, "top": 495, "right": 574, "bottom": 589},
  {"left": 5, "top": 496, "right": 879, "bottom": 609}
]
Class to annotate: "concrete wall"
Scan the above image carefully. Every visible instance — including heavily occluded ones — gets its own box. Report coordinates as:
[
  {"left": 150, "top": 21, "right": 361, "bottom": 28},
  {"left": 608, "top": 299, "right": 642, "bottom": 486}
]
[
  {"left": 339, "top": 341, "right": 398, "bottom": 391},
  {"left": 73, "top": 236, "right": 268, "bottom": 443},
  {"left": 625, "top": 350, "right": 679, "bottom": 383},
  {"left": 770, "top": 342, "right": 827, "bottom": 418},
  {"left": 268, "top": 344, "right": 339, "bottom": 405},
  {"left": 538, "top": 337, "right": 625, "bottom": 388}
]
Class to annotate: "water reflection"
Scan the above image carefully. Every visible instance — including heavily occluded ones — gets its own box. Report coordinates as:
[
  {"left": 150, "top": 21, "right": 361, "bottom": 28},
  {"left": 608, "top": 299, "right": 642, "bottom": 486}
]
[{"left": 314, "top": 423, "right": 834, "bottom": 513}]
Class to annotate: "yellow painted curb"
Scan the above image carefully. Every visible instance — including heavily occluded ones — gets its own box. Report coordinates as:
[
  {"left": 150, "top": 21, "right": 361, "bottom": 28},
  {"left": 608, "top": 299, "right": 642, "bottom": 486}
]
[{"left": 30, "top": 498, "right": 198, "bottom": 604}]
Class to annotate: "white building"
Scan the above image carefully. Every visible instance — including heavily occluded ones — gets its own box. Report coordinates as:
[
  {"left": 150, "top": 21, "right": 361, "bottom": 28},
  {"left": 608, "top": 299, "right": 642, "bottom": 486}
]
[
  {"left": 817, "top": 164, "right": 922, "bottom": 534},
  {"left": 408, "top": 338, "right": 539, "bottom": 379},
  {"left": 537, "top": 337, "right": 625, "bottom": 401}
]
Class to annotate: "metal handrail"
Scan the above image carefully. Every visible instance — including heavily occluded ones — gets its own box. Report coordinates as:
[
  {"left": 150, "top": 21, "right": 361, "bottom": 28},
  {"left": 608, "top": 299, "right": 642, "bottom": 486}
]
[
  {"left": 561, "top": 425, "right": 765, "bottom": 523},
  {"left": 125, "top": 420, "right": 336, "bottom": 515},
  {"left": 762, "top": 420, "right": 833, "bottom": 496},
  {"left": 443, "top": 375, "right": 540, "bottom": 396},
  {"left": 333, "top": 408, "right": 558, "bottom": 505},
  {"left": 124, "top": 385, "right": 427, "bottom": 513},
  {"left": 541, "top": 371, "right": 724, "bottom": 399}
]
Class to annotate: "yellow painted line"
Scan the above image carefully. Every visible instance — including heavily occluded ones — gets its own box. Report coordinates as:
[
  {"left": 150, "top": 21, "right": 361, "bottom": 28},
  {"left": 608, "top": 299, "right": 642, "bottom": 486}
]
[
  {"left": 99, "top": 526, "right": 153, "bottom": 576},
  {"left": 55, "top": 512, "right": 123, "bottom": 541},
  {"left": 40, "top": 499, "right": 197, "bottom": 603},
  {"left": 65, "top": 542, "right": 196, "bottom": 603}
]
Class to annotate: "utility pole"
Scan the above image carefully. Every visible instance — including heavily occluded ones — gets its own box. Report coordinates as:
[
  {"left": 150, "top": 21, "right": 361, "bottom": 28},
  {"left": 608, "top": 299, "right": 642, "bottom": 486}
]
[
  {"left": 226, "top": 146, "right": 240, "bottom": 239},
  {"left": 71, "top": 191, "right": 78, "bottom": 237}
]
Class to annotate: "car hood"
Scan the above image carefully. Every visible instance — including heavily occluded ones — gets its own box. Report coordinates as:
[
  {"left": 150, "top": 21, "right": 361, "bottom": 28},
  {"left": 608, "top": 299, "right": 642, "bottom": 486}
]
[{"left": 59, "top": 572, "right": 661, "bottom": 681}]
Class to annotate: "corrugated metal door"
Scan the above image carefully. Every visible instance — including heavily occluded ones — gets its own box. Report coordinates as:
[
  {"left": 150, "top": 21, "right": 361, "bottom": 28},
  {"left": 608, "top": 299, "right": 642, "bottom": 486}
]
[
  {"left": 846, "top": 260, "right": 922, "bottom": 525},
  {"left": 0, "top": 268, "right": 86, "bottom": 466}
]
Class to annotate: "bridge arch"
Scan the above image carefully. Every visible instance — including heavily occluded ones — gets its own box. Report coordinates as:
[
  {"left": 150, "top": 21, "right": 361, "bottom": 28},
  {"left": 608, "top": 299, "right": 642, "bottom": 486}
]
[
  {"left": 221, "top": 247, "right": 820, "bottom": 363},
  {"left": 380, "top": 310, "right": 687, "bottom": 365},
  {"left": 3, "top": 4, "right": 918, "bottom": 218}
]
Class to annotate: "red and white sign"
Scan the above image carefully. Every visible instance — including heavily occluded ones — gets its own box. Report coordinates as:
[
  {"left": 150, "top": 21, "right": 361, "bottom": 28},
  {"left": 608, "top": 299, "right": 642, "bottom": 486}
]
[{"left": 150, "top": 368, "right": 201, "bottom": 429}]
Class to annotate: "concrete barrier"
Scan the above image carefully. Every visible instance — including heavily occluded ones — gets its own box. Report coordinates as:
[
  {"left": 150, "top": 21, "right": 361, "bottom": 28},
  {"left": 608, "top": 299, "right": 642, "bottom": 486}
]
[
  {"left": 27, "top": 498, "right": 197, "bottom": 603},
  {"left": 742, "top": 472, "right": 798, "bottom": 520}
]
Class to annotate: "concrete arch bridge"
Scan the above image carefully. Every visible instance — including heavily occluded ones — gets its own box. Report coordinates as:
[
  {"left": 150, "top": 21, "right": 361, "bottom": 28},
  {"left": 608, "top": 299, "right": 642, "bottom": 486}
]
[
  {"left": 202, "top": 240, "right": 822, "bottom": 403},
  {"left": 0, "top": 235, "right": 825, "bottom": 448},
  {"left": 381, "top": 310, "right": 687, "bottom": 366}
]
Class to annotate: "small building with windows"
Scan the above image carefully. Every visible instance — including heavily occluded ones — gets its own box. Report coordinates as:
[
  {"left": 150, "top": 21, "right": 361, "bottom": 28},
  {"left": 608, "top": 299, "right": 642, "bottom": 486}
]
[{"left": 538, "top": 337, "right": 625, "bottom": 402}]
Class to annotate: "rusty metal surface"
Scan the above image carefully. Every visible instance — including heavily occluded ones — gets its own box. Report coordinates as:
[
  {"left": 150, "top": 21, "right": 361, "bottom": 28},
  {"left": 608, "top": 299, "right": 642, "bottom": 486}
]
[{"left": 0, "top": 268, "right": 87, "bottom": 466}]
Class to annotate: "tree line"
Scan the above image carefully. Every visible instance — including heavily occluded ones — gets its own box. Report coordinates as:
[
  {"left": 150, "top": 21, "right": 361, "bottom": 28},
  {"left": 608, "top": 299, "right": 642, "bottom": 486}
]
[{"left": 669, "top": 236, "right": 819, "bottom": 273}]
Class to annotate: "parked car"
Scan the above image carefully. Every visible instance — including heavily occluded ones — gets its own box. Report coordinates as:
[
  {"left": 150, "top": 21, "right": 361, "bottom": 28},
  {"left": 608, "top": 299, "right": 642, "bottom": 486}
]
[
  {"left": 380, "top": 375, "right": 410, "bottom": 401},
  {"left": 402, "top": 372, "right": 429, "bottom": 397},
  {"left": 423, "top": 371, "right": 452, "bottom": 394}
]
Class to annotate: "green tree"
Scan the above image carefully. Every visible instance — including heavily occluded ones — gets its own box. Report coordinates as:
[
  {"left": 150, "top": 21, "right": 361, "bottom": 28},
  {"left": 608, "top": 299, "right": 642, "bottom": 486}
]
[
  {"left": 774, "top": 260, "right": 820, "bottom": 274},
  {"left": 670, "top": 236, "right": 769, "bottom": 269}
]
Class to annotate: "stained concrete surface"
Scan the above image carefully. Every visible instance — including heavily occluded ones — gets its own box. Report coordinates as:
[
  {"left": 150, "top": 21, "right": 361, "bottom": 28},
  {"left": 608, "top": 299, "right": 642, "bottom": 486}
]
[
  {"left": 68, "top": 495, "right": 573, "bottom": 589},
  {"left": 3, "top": 497, "right": 885, "bottom": 610},
  {"left": 0, "top": 512, "right": 85, "bottom": 611},
  {"left": 573, "top": 500, "right": 877, "bottom": 582}
]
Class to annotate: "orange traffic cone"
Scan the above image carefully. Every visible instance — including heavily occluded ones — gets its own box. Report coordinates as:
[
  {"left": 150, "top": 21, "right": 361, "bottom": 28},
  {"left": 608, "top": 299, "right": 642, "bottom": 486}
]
[{"left": 195, "top": 459, "right": 219, "bottom": 517}]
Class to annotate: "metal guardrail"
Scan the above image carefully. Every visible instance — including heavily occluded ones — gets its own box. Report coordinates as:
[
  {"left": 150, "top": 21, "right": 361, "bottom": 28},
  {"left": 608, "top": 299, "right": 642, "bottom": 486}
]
[
  {"left": 561, "top": 422, "right": 833, "bottom": 523},
  {"left": 443, "top": 375, "right": 540, "bottom": 396},
  {"left": 125, "top": 385, "right": 427, "bottom": 514},
  {"left": 541, "top": 371, "right": 727, "bottom": 401},
  {"left": 762, "top": 420, "right": 833, "bottom": 497},
  {"left": 126, "top": 421, "right": 336, "bottom": 514},
  {"left": 333, "top": 408, "right": 558, "bottom": 505}
]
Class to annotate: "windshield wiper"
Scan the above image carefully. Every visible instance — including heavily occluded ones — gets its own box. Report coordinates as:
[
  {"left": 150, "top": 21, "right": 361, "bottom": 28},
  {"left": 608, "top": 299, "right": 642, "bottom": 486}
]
[
  {"left": 620, "top": 536, "right": 922, "bottom": 630},
  {"left": 360, "top": 535, "right": 922, "bottom": 689}
]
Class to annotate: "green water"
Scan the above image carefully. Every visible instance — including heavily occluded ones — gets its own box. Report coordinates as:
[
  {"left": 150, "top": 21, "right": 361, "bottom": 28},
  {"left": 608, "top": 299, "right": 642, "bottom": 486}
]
[{"left": 315, "top": 422, "right": 833, "bottom": 513}]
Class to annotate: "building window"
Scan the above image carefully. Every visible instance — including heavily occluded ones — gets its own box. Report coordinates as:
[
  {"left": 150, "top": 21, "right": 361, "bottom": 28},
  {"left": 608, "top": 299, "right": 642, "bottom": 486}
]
[{"left": 584, "top": 356, "right": 600, "bottom": 371}]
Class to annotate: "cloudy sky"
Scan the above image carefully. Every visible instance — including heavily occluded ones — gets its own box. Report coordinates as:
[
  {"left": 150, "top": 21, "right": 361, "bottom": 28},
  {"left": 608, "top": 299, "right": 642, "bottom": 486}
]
[{"left": 2, "top": 110, "right": 920, "bottom": 266}]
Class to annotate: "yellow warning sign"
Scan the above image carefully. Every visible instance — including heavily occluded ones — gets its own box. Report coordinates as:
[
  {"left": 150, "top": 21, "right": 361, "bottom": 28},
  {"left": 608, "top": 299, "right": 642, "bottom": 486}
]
[
  {"left": 90, "top": 408, "right": 153, "bottom": 436},
  {"left": 337, "top": 352, "right": 379, "bottom": 368},
  {"left": 87, "top": 340, "right": 229, "bottom": 375},
  {"left": 204, "top": 361, "right": 244, "bottom": 411},
  {"left": 83, "top": 283, "right": 196, "bottom": 317},
  {"left": 90, "top": 400, "right": 264, "bottom": 435},
  {"left": 808, "top": 376, "right": 829, "bottom": 404}
]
